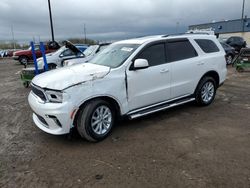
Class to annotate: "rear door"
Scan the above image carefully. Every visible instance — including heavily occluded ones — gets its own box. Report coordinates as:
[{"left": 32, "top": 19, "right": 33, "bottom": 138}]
[
  {"left": 166, "top": 39, "right": 200, "bottom": 98},
  {"left": 126, "top": 42, "right": 172, "bottom": 110}
]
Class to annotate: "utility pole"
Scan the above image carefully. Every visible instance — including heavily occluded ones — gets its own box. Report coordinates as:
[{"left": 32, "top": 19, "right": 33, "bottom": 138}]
[
  {"left": 48, "top": 0, "right": 55, "bottom": 42},
  {"left": 84, "top": 24, "right": 87, "bottom": 44},
  {"left": 241, "top": 0, "right": 245, "bottom": 19},
  {"left": 11, "top": 25, "right": 16, "bottom": 50},
  {"left": 242, "top": 0, "right": 245, "bottom": 31}
]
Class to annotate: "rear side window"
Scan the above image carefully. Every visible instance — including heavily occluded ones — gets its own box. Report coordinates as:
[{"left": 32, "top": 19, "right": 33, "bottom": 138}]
[
  {"left": 195, "top": 39, "right": 219, "bottom": 53},
  {"left": 137, "top": 43, "right": 166, "bottom": 66},
  {"left": 166, "top": 40, "right": 197, "bottom": 62}
]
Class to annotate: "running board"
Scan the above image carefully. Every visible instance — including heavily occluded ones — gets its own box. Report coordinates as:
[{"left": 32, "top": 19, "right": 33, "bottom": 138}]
[{"left": 128, "top": 98, "right": 195, "bottom": 120}]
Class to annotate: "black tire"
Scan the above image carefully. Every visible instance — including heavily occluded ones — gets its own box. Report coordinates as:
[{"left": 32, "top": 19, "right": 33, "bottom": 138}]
[
  {"left": 23, "top": 81, "right": 29, "bottom": 88},
  {"left": 195, "top": 77, "right": 216, "bottom": 106},
  {"left": 77, "top": 99, "right": 115, "bottom": 142},
  {"left": 19, "top": 56, "right": 28, "bottom": 65}
]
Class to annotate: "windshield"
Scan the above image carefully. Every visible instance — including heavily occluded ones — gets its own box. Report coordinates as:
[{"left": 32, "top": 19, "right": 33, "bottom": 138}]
[
  {"left": 89, "top": 43, "right": 139, "bottom": 68},
  {"left": 28, "top": 45, "right": 40, "bottom": 51},
  {"left": 52, "top": 46, "right": 67, "bottom": 56},
  {"left": 84, "top": 45, "right": 98, "bottom": 57}
]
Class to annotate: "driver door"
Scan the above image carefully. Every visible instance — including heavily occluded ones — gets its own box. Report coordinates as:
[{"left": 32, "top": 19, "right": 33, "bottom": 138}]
[{"left": 126, "top": 42, "right": 172, "bottom": 111}]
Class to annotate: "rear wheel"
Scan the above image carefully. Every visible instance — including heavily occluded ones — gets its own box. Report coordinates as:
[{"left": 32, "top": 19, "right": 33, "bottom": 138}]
[
  {"left": 77, "top": 99, "right": 115, "bottom": 142},
  {"left": 23, "top": 81, "right": 29, "bottom": 88},
  {"left": 195, "top": 77, "right": 216, "bottom": 106}
]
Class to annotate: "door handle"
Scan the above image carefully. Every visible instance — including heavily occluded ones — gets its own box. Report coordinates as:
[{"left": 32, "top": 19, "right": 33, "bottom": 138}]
[
  {"left": 197, "top": 62, "right": 204, "bottom": 66},
  {"left": 160, "top": 68, "right": 169, "bottom": 73}
]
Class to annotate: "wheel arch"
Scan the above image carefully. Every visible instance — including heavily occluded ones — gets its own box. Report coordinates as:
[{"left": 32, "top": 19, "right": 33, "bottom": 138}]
[
  {"left": 195, "top": 71, "right": 220, "bottom": 94},
  {"left": 73, "top": 96, "right": 122, "bottom": 126}
]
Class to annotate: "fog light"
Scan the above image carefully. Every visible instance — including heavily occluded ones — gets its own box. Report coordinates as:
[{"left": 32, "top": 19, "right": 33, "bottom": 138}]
[{"left": 47, "top": 115, "right": 62, "bottom": 127}]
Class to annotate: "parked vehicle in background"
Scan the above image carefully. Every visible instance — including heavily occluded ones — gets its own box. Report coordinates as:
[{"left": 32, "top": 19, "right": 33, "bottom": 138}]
[
  {"left": 220, "top": 42, "right": 236, "bottom": 65},
  {"left": 0, "top": 50, "right": 8, "bottom": 57},
  {"left": 6, "top": 49, "right": 23, "bottom": 57},
  {"left": 13, "top": 41, "right": 60, "bottom": 65},
  {"left": 28, "top": 34, "right": 227, "bottom": 142},
  {"left": 233, "top": 48, "right": 250, "bottom": 72},
  {"left": 226, "top": 36, "right": 247, "bottom": 52},
  {"left": 37, "top": 41, "right": 87, "bottom": 70},
  {"left": 63, "top": 43, "right": 110, "bottom": 66}
]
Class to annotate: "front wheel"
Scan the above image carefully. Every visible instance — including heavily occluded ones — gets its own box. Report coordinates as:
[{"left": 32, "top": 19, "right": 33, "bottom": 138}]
[
  {"left": 195, "top": 77, "right": 216, "bottom": 106},
  {"left": 19, "top": 56, "right": 28, "bottom": 65},
  {"left": 77, "top": 99, "right": 115, "bottom": 142}
]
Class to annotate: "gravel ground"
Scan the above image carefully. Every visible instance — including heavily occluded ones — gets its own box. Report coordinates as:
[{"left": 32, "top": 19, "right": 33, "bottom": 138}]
[{"left": 0, "top": 58, "right": 250, "bottom": 188}]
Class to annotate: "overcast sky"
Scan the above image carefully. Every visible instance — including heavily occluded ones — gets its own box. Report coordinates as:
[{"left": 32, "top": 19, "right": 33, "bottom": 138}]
[{"left": 0, "top": 0, "right": 249, "bottom": 43}]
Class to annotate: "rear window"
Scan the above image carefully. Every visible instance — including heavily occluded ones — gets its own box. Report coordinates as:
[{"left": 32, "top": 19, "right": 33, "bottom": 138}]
[
  {"left": 166, "top": 40, "right": 197, "bottom": 62},
  {"left": 195, "top": 39, "right": 219, "bottom": 53}
]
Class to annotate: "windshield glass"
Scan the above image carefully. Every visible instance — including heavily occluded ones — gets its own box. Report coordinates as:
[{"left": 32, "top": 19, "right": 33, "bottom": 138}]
[
  {"left": 89, "top": 43, "right": 139, "bottom": 68},
  {"left": 84, "top": 45, "right": 98, "bottom": 57},
  {"left": 28, "top": 45, "right": 40, "bottom": 51},
  {"left": 52, "top": 46, "right": 67, "bottom": 56}
]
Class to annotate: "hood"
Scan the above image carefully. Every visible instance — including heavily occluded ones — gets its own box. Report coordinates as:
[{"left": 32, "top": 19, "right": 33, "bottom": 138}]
[
  {"left": 63, "top": 40, "right": 84, "bottom": 55},
  {"left": 46, "top": 52, "right": 54, "bottom": 56},
  {"left": 32, "top": 63, "right": 110, "bottom": 90},
  {"left": 14, "top": 49, "right": 30, "bottom": 55}
]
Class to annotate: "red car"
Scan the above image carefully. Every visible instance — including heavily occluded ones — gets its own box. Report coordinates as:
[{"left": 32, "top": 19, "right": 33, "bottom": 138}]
[{"left": 13, "top": 41, "right": 60, "bottom": 65}]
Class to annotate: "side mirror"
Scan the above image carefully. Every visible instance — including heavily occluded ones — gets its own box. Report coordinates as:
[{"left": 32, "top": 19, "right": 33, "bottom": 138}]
[
  {"left": 133, "top": 59, "right": 149, "bottom": 70},
  {"left": 59, "top": 53, "right": 64, "bottom": 58}
]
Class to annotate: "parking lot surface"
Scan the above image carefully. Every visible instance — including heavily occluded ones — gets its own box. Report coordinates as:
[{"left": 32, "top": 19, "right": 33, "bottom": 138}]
[{"left": 0, "top": 59, "right": 250, "bottom": 188}]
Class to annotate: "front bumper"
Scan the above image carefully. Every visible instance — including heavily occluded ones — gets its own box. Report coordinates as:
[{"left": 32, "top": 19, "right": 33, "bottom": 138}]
[
  {"left": 13, "top": 56, "right": 19, "bottom": 60},
  {"left": 28, "top": 91, "right": 73, "bottom": 135}
]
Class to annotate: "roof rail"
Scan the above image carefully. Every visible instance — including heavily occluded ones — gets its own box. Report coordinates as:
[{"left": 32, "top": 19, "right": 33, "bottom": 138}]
[{"left": 162, "top": 32, "right": 210, "bottom": 38}]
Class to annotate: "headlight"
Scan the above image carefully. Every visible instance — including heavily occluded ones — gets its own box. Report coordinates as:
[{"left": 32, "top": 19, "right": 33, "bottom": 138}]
[{"left": 44, "top": 90, "right": 63, "bottom": 103}]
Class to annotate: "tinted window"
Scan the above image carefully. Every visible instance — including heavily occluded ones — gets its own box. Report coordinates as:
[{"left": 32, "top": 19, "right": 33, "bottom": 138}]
[
  {"left": 195, "top": 39, "right": 219, "bottom": 53},
  {"left": 166, "top": 40, "right": 197, "bottom": 62},
  {"left": 137, "top": 43, "right": 166, "bottom": 66}
]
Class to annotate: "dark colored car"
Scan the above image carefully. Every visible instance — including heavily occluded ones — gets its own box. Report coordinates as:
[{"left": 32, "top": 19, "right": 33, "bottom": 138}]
[
  {"left": 13, "top": 41, "right": 60, "bottom": 65},
  {"left": 226, "top": 36, "right": 247, "bottom": 52},
  {"left": 220, "top": 42, "right": 236, "bottom": 65}
]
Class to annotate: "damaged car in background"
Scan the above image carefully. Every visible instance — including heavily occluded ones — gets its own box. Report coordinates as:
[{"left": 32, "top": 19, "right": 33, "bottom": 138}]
[
  {"left": 37, "top": 41, "right": 87, "bottom": 70},
  {"left": 63, "top": 43, "right": 110, "bottom": 66}
]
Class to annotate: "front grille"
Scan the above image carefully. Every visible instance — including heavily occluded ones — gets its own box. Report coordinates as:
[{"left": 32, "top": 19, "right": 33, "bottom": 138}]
[
  {"left": 35, "top": 113, "right": 48, "bottom": 127},
  {"left": 31, "top": 85, "right": 47, "bottom": 102}
]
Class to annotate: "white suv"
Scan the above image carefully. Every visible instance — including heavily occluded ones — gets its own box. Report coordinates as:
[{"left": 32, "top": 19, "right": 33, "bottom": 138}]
[{"left": 28, "top": 34, "right": 227, "bottom": 142}]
